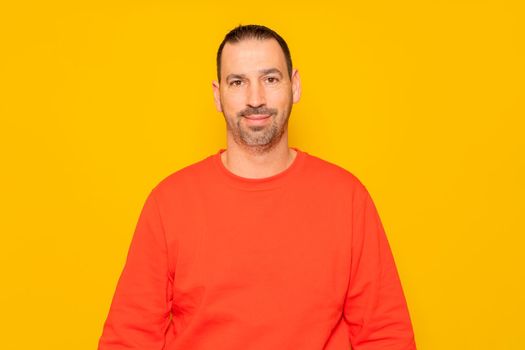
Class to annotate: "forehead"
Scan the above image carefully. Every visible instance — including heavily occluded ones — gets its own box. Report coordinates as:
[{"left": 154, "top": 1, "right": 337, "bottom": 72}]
[{"left": 220, "top": 38, "right": 287, "bottom": 76}]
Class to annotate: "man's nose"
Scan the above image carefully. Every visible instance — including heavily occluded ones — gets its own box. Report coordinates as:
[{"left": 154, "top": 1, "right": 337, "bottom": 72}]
[{"left": 247, "top": 81, "right": 266, "bottom": 108}]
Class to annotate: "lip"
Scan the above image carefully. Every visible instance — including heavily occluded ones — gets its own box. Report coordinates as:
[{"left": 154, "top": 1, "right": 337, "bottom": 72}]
[{"left": 244, "top": 114, "right": 271, "bottom": 120}]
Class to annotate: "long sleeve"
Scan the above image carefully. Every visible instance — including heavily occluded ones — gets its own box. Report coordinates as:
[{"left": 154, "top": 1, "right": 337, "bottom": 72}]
[
  {"left": 343, "top": 184, "right": 416, "bottom": 349},
  {"left": 98, "top": 189, "right": 174, "bottom": 350}
]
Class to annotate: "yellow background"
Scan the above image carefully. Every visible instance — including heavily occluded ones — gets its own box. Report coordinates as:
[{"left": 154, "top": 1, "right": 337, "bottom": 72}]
[{"left": 1, "top": 1, "right": 524, "bottom": 349}]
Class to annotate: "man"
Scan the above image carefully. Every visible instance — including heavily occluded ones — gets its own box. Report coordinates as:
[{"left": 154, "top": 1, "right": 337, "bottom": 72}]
[{"left": 98, "top": 24, "right": 416, "bottom": 349}]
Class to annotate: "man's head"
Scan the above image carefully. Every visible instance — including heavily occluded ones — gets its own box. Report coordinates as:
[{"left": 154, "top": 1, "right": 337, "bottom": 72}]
[
  {"left": 216, "top": 25, "right": 293, "bottom": 84},
  {"left": 212, "top": 24, "right": 301, "bottom": 153}
]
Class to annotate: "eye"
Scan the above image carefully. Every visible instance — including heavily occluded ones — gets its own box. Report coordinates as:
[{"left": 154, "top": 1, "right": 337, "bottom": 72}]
[
  {"left": 265, "top": 76, "right": 279, "bottom": 84},
  {"left": 229, "top": 80, "right": 243, "bottom": 87}
]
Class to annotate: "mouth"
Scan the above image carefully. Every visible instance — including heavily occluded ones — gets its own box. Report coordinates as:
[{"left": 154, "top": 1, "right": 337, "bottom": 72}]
[
  {"left": 242, "top": 114, "right": 272, "bottom": 127},
  {"left": 244, "top": 114, "right": 271, "bottom": 120}
]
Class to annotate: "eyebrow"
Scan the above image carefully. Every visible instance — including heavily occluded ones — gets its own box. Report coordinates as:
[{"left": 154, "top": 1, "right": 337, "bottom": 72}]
[{"left": 225, "top": 68, "right": 284, "bottom": 82}]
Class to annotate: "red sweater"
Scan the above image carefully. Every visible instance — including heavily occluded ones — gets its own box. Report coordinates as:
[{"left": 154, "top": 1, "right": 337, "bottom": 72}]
[{"left": 98, "top": 148, "right": 416, "bottom": 350}]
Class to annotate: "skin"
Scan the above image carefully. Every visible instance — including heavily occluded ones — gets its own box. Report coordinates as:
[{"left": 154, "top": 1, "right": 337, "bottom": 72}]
[{"left": 212, "top": 38, "right": 302, "bottom": 179}]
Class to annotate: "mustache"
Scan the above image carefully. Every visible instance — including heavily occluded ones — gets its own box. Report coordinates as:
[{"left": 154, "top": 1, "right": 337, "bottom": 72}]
[{"left": 237, "top": 107, "right": 277, "bottom": 118}]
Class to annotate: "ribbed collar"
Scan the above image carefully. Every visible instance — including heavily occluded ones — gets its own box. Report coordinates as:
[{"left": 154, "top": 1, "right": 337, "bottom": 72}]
[{"left": 211, "top": 147, "right": 307, "bottom": 191}]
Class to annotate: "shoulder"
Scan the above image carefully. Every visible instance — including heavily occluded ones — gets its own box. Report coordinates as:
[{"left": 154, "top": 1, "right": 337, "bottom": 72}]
[
  {"left": 149, "top": 153, "right": 214, "bottom": 197},
  {"left": 302, "top": 151, "right": 379, "bottom": 213},
  {"left": 302, "top": 150, "right": 368, "bottom": 194}
]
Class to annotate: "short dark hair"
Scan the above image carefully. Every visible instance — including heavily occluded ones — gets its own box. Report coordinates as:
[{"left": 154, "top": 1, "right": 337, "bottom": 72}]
[{"left": 216, "top": 24, "right": 293, "bottom": 83}]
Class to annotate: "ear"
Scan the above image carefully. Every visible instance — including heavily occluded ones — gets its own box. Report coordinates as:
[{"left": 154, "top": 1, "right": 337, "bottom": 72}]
[
  {"left": 291, "top": 68, "right": 301, "bottom": 104},
  {"left": 212, "top": 80, "right": 223, "bottom": 112}
]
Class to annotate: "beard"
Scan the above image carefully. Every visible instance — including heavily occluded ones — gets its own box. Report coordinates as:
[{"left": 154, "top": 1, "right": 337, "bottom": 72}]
[
  {"left": 224, "top": 103, "right": 291, "bottom": 153},
  {"left": 238, "top": 115, "right": 282, "bottom": 145}
]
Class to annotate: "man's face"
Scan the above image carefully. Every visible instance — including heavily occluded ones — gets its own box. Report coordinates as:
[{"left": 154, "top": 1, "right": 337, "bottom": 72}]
[{"left": 212, "top": 38, "right": 301, "bottom": 151}]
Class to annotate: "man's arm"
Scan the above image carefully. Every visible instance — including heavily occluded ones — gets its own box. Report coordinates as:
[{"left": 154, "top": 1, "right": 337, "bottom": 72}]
[
  {"left": 98, "top": 189, "right": 173, "bottom": 350},
  {"left": 343, "top": 183, "right": 416, "bottom": 349}
]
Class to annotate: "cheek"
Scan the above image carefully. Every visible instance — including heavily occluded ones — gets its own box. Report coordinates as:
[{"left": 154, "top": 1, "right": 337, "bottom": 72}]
[
  {"left": 267, "top": 89, "right": 292, "bottom": 109},
  {"left": 221, "top": 92, "right": 245, "bottom": 113}
]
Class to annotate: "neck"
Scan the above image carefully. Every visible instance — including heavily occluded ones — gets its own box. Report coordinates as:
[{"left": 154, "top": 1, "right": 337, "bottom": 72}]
[{"left": 221, "top": 137, "right": 297, "bottom": 179}]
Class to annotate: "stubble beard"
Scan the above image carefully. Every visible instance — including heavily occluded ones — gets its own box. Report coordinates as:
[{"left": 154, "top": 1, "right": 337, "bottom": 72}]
[{"left": 226, "top": 109, "right": 291, "bottom": 154}]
